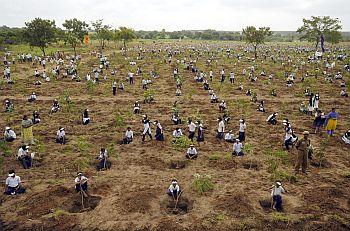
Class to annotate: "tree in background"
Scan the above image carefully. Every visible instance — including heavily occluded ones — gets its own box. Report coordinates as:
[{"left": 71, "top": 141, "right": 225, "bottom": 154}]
[
  {"left": 91, "top": 19, "right": 112, "bottom": 52},
  {"left": 242, "top": 26, "right": 272, "bottom": 59},
  {"left": 62, "top": 18, "right": 89, "bottom": 56},
  {"left": 326, "top": 30, "right": 342, "bottom": 48},
  {"left": 23, "top": 18, "right": 57, "bottom": 56},
  {"left": 297, "top": 16, "right": 342, "bottom": 51},
  {"left": 115, "top": 27, "right": 136, "bottom": 49}
]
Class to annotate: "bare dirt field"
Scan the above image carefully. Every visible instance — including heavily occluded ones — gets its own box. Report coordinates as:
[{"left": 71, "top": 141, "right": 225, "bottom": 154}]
[{"left": 0, "top": 40, "right": 349, "bottom": 230}]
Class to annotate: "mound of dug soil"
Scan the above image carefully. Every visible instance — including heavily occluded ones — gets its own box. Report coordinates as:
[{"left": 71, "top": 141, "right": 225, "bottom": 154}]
[
  {"left": 168, "top": 160, "right": 187, "bottom": 169},
  {"left": 119, "top": 190, "right": 157, "bottom": 213},
  {"left": 208, "top": 159, "right": 237, "bottom": 170},
  {"left": 242, "top": 159, "right": 261, "bottom": 170},
  {"left": 131, "top": 156, "right": 166, "bottom": 170},
  {"left": 67, "top": 195, "right": 101, "bottom": 213},
  {"left": 161, "top": 196, "right": 193, "bottom": 215},
  {"left": 215, "top": 193, "right": 255, "bottom": 218},
  {"left": 18, "top": 185, "right": 101, "bottom": 218}
]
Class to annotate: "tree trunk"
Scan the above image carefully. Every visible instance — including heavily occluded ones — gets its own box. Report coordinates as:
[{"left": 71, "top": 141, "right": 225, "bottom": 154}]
[
  {"left": 73, "top": 46, "right": 76, "bottom": 57},
  {"left": 254, "top": 45, "right": 257, "bottom": 59},
  {"left": 40, "top": 47, "right": 46, "bottom": 56}
]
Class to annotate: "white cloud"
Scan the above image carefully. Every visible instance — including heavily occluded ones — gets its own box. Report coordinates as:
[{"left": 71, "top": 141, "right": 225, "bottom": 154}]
[{"left": 0, "top": 0, "right": 349, "bottom": 30}]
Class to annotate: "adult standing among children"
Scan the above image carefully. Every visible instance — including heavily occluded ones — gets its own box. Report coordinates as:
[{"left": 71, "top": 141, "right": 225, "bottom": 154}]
[
  {"left": 325, "top": 108, "right": 339, "bottom": 136},
  {"left": 21, "top": 115, "right": 34, "bottom": 145},
  {"left": 295, "top": 131, "right": 311, "bottom": 174}
]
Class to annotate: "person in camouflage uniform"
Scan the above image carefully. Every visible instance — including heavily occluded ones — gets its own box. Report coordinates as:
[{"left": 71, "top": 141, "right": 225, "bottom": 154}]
[{"left": 295, "top": 131, "right": 311, "bottom": 174}]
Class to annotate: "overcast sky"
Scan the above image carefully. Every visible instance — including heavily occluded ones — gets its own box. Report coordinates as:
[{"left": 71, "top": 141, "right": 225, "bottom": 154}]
[{"left": 1, "top": 0, "right": 349, "bottom": 31}]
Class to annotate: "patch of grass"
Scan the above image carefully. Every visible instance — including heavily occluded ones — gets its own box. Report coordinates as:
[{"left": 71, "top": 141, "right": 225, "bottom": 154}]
[
  {"left": 343, "top": 172, "right": 350, "bottom": 179},
  {"left": 267, "top": 149, "right": 289, "bottom": 165},
  {"left": 172, "top": 136, "right": 193, "bottom": 151},
  {"left": 0, "top": 141, "right": 12, "bottom": 157},
  {"left": 73, "top": 157, "right": 90, "bottom": 171},
  {"left": 115, "top": 113, "right": 125, "bottom": 127},
  {"left": 270, "top": 212, "right": 289, "bottom": 223},
  {"left": 36, "top": 140, "right": 46, "bottom": 153},
  {"left": 144, "top": 89, "right": 155, "bottom": 103},
  {"left": 52, "top": 209, "right": 71, "bottom": 220},
  {"left": 209, "top": 154, "right": 220, "bottom": 161},
  {"left": 193, "top": 173, "right": 214, "bottom": 194},
  {"left": 76, "top": 136, "right": 90, "bottom": 153},
  {"left": 273, "top": 170, "right": 297, "bottom": 183},
  {"left": 243, "top": 143, "right": 254, "bottom": 155},
  {"left": 87, "top": 80, "right": 95, "bottom": 94}
]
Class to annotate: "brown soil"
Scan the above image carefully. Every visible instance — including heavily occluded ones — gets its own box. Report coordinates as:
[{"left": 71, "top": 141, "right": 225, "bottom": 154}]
[{"left": 1, "top": 41, "right": 349, "bottom": 230}]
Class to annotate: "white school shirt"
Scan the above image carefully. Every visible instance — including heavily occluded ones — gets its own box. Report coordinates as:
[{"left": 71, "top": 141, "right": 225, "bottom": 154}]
[
  {"left": 187, "top": 148, "right": 197, "bottom": 155},
  {"left": 57, "top": 130, "right": 65, "bottom": 138},
  {"left": 225, "top": 133, "right": 233, "bottom": 140},
  {"left": 239, "top": 123, "right": 246, "bottom": 132},
  {"left": 173, "top": 130, "right": 183, "bottom": 138},
  {"left": 188, "top": 122, "right": 196, "bottom": 132},
  {"left": 233, "top": 142, "right": 243, "bottom": 153},
  {"left": 285, "top": 127, "right": 292, "bottom": 140},
  {"left": 125, "top": 130, "right": 133, "bottom": 138},
  {"left": 230, "top": 72, "right": 235, "bottom": 79},
  {"left": 271, "top": 186, "right": 285, "bottom": 196},
  {"left": 4, "top": 130, "right": 16, "bottom": 139},
  {"left": 17, "top": 148, "right": 28, "bottom": 158},
  {"left": 75, "top": 176, "right": 88, "bottom": 184},
  {"left": 218, "top": 121, "right": 225, "bottom": 132},
  {"left": 169, "top": 184, "right": 180, "bottom": 192},
  {"left": 6, "top": 176, "right": 21, "bottom": 187},
  {"left": 99, "top": 151, "right": 108, "bottom": 159}
]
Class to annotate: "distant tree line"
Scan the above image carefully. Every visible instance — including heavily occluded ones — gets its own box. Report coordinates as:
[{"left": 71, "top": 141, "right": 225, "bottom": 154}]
[{"left": 0, "top": 16, "right": 347, "bottom": 54}]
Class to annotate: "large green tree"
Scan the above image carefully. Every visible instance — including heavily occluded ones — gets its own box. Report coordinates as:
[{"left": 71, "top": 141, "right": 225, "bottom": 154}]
[
  {"left": 91, "top": 19, "right": 112, "bottom": 52},
  {"left": 115, "top": 27, "right": 136, "bottom": 49},
  {"left": 24, "top": 18, "right": 57, "bottom": 56},
  {"left": 297, "top": 16, "right": 342, "bottom": 50},
  {"left": 62, "top": 18, "right": 89, "bottom": 56},
  {"left": 242, "top": 26, "right": 272, "bottom": 59}
]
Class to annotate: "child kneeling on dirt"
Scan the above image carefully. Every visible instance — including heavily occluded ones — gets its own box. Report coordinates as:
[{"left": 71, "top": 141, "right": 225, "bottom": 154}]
[
  {"left": 56, "top": 127, "right": 66, "bottom": 144},
  {"left": 4, "top": 170, "right": 26, "bottom": 195},
  {"left": 82, "top": 109, "right": 90, "bottom": 125},
  {"left": 167, "top": 179, "right": 181, "bottom": 199},
  {"left": 233, "top": 139, "right": 244, "bottom": 156},
  {"left": 122, "top": 127, "right": 134, "bottom": 144},
  {"left": 185, "top": 145, "right": 198, "bottom": 159},
  {"left": 75, "top": 172, "right": 88, "bottom": 194}
]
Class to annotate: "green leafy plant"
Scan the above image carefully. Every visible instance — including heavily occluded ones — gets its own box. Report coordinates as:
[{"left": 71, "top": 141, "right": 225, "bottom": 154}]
[
  {"left": 73, "top": 157, "right": 90, "bottom": 171},
  {"left": 243, "top": 143, "right": 254, "bottom": 155},
  {"left": 143, "top": 89, "right": 155, "bottom": 103},
  {"left": 87, "top": 80, "right": 95, "bottom": 94},
  {"left": 172, "top": 136, "right": 193, "bottom": 150},
  {"left": 115, "top": 113, "right": 125, "bottom": 127},
  {"left": 193, "top": 173, "right": 214, "bottom": 194},
  {"left": 76, "top": 136, "right": 90, "bottom": 153},
  {"left": 209, "top": 154, "right": 220, "bottom": 161},
  {"left": 0, "top": 141, "right": 12, "bottom": 157}
]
